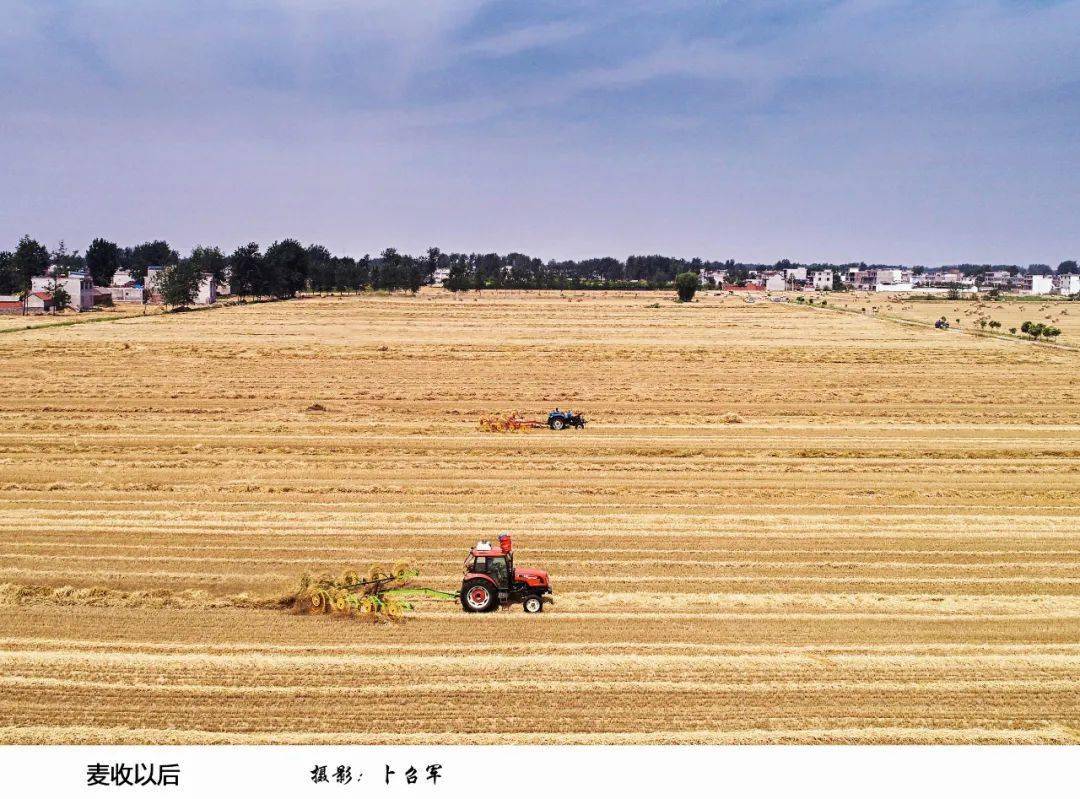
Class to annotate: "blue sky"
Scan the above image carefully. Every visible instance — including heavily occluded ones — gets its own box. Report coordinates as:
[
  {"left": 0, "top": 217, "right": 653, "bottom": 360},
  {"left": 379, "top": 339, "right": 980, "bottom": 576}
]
[{"left": 2, "top": 0, "right": 1078, "bottom": 264}]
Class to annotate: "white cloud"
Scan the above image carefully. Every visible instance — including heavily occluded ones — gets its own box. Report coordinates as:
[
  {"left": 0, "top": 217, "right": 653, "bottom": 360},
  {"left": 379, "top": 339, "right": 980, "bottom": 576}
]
[{"left": 460, "top": 19, "right": 592, "bottom": 57}]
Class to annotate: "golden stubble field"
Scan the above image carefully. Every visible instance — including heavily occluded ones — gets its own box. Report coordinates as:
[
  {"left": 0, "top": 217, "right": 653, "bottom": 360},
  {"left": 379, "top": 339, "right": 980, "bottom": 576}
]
[
  {"left": 1, "top": 288, "right": 1078, "bottom": 744},
  {"left": 825, "top": 294, "right": 1080, "bottom": 340}
]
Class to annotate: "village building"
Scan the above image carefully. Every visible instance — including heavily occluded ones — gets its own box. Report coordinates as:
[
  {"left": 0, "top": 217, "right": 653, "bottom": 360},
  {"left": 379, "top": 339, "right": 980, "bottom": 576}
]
[
  {"left": 24, "top": 291, "right": 61, "bottom": 312},
  {"left": 1054, "top": 274, "right": 1080, "bottom": 295},
  {"left": 109, "top": 271, "right": 146, "bottom": 304},
  {"left": 935, "top": 268, "right": 964, "bottom": 284},
  {"left": 30, "top": 271, "right": 94, "bottom": 311},
  {"left": 981, "top": 270, "right": 1017, "bottom": 289},
  {"left": 91, "top": 286, "right": 114, "bottom": 307},
  {"left": 109, "top": 284, "right": 145, "bottom": 303},
  {"left": 195, "top": 273, "right": 217, "bottom": 305},
  {"left": 763, "top": 273, "right": 787, "bottom": 292},
  {"left": 1024, "top": 275, "right": 1054, "bottom": 295},
  {"left": 854, "top": 268, "right": 913, "bottom": 292},
  {"left": 812, "top": 270, "right": 834, "bottom": 291},
  {"left": 144, "top": 265, "right": 218, "bottom": 305},
  {"left": 701, "top": 268, "right": 726, "bottom": 286}
]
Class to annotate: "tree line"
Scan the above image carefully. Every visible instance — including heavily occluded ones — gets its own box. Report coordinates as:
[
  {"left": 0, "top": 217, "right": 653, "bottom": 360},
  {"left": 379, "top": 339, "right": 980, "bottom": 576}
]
[{"left": 2, "top": 235, "right": 1077, "bottom": 303}]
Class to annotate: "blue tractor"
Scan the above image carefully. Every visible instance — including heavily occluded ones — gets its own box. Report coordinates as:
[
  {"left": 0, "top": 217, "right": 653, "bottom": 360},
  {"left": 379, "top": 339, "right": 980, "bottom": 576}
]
[{"left": 548, "top": 408, "right": 586, "bottom": 430}]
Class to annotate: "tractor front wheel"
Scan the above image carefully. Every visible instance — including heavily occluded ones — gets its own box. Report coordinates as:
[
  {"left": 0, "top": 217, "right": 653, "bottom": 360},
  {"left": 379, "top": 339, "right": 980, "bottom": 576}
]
[
  {"left": 523, "top": 595, "right": 543, "bottom": 613},
  {"left": 461, "top": 580, "right": 498, "bottom": 613}
]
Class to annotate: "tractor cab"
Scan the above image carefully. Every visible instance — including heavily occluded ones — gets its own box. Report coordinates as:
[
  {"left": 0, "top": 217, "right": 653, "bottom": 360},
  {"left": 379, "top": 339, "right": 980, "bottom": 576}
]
[
  {"left": 464, "top": 547, "right": 512, "bottom": 589},
  {"left": 461, "top": 534, "right": 551, "bottom": 613}
]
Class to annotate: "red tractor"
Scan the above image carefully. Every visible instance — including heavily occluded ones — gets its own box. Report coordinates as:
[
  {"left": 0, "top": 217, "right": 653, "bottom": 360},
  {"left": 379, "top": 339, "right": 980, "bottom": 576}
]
[{"left": 460, "top": 535, "right": 552, "bottom": 613}]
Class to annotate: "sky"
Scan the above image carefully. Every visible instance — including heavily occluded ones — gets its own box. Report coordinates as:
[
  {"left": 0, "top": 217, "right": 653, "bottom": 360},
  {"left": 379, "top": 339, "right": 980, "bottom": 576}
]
[{"left": 1, "top": 0, "right": 1078, "bottom": 265}]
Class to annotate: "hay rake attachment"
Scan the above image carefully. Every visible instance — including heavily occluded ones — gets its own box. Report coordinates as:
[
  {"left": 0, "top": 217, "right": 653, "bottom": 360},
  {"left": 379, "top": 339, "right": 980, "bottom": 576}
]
[
  {"left": 294, "top": 562, "right": 458, "bottom": 622},
  {"left": 477, "top": 412, "right": 546, "bottom": 432}
]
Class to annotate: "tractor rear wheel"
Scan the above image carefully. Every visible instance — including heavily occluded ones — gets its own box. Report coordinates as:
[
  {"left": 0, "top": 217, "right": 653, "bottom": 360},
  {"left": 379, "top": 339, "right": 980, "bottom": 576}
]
[
  {"left": 461, "top": 580, "right": 497, "bottom": 613},
  {"left": 550, "top": 418, "right": 565, "bottom": 430},
  {"left": 523, "top": 595, "right": 543, "bottom": 613}
]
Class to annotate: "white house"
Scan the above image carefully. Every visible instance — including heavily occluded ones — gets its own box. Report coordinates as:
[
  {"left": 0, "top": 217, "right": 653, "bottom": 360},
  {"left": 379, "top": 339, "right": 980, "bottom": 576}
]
[
  {"left": 854, "top": 268, "right": 913, "bottom": 292},
  {"left": 876, "top": 268, "right": 910, "bottom": 285},
  {"left": 145, "top": 265, "right": 217, "bottom": 305},
  {"left": 195, "top": 273, "right": 217, "bottom": 305},
  {"left": 701, "top": 268, "right": 726, "bottom": 286},
  {"left": 935, "top": 269, "right": 964, "bottom": 284},
  {"left": 1054, "top": 274, "right": 1080, "bottom": 295},
  {"left": 109, "top": 284, "right": 144, "bottom": 304},
  {"left": 1025, "top": 275, "right": 1054, "bottom": 295},
  {"left": 764, "top": 273, "right": 787, "bottom": 292},
  {"left": 812, "top": 270, "right": 834, "bottom": 291},
  {"left": 431, "top": 267, "right": 451, "bottom": 285},
  {"left": 30, "top": 272, "right": 93, "bottom": 311},
  {"left": 144, "top": 265, "right": 165, "bottom": 299},
  {"left": 109, "top": 270, "right": 145, "bottom": 304},
  {"left": 784, "top": 267, "right": 807, "bottom": 282},
  {"left": 985, "top": 270, "right": 1012, "bottom": 285},
  {"left": 24, "top": 291, "right": 61, "bottom": 312}
]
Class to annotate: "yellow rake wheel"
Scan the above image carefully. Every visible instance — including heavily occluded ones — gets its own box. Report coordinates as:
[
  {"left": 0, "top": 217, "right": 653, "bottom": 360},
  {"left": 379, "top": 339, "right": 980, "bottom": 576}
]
[
  {"left": 308, "top": 589, "right": 333, "bottom": 613},
  {"left": 391, "top": 560, "right": 416, "bottom": 579},
  {"left": 366, "top": 564, "right": 390, "bottom": 582}
]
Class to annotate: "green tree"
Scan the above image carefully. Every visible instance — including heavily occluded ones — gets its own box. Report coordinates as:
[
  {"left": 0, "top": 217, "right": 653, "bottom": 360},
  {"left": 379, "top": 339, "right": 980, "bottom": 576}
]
[
  {"left": 263, "top": 239, "right": 309, "bottom": 298},
  {"left": 1021, "top": 321, "right": 1047, "bottom": 340},
  {"left": 425, "top": 247, "right": 447, "bottom": 285},
  {"left": 229, "top": 243, "right": 263, "bottom": 298},
  {"left": 0, "top": 251, "right": 16, "bottom": 294},
  {"left": 445, "top": 260, "right": 468, "bottom": 292},
  {"left": 130, "top": 240, "right": 178, "bottom": 281},
  {"left": 50, "top": 240, "right": 83, "bottom": 273},
  {"left": 188, "top": 245, "right": 228, "bottom": 285},
  {"left": 379, "top": 247, "right": 403, "bottom": 291},
  {"left": 85, "top": 238, "right": 122, "bottom": 286},
  {"left": 306, "top": 245, "right": 333, "bottom": 293},
  {"left": 157, "top": 261, "right": 201, "bottom": 308},
  {"left": 48, "top": 276, "right": 72, "bottom": 312},
  {"left": 675, "top": 271, "right": 700, "bottom": 302},
  {"left": 12, "top": 235, "right": 50, "bottom": 313},
  {"left": 406, "top": 258, "right": 422, "bottom": 293}
]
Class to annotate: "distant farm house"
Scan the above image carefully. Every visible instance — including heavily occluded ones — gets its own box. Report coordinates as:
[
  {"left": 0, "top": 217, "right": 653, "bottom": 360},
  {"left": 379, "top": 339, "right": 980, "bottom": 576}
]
[
  {"left": 30, "top": 272, "right": 95, "bottom": 311},
  {"left": 144, "top": 265, "right": 219, "bottom": 305}
]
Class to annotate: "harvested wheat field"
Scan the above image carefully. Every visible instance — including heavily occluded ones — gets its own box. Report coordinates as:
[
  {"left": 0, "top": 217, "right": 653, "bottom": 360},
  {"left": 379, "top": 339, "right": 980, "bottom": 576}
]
[
  {"left": 1, "top": 289, "right": 1079, "bottom": 744},
  {"left": 827, "top": 295, "right": 1080, "bottom": 342}
]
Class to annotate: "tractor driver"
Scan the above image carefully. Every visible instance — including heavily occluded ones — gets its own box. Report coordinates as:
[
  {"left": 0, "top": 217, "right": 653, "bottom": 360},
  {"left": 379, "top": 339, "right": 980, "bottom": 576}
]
[{"left": 489, "top": 556, "right": 508, "bottom": 589}]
